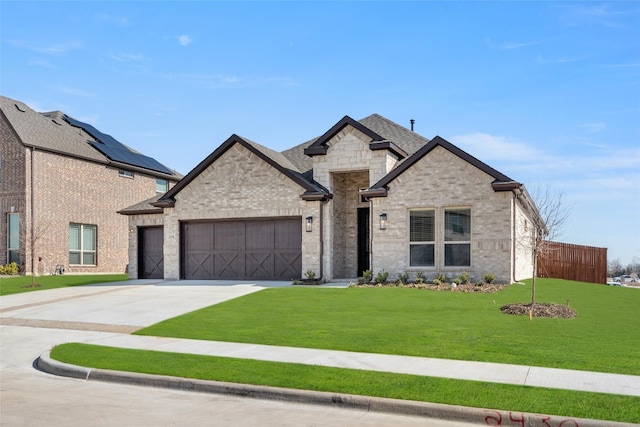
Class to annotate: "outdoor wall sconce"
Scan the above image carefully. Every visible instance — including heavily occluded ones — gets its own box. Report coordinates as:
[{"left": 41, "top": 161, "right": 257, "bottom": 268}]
[
  {"left": 305, "top": 216, "right": 313, "bottom": 232},
  {"left": 379, "top": 213, "right": 388, "bottom": 230}
]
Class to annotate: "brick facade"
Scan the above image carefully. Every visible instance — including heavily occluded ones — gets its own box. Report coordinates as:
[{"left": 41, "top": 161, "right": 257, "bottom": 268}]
[
  {"left": 370, "top": 146, "right": 518, "bottom": 283},
  {"left": 158, "top": 144, "right": 320, "bottom": 280},
  {"left": 1, "top": 105, "right": 178, "bottom": 275},
  {"left": 0, "top": 118, "right": 27, "bottom": 267},
  {"left": 124, "top": 119, "right": 534, "bottom": 283}
]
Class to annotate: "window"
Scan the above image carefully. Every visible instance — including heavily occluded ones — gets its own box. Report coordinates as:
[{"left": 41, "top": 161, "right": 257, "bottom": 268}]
[
  {"left": 444, "top": 209, "right": 471, "bottom": 266},
  {"left": 156, "top": 179, "right": 168, "bottom": 194},
  {"left": 118, "top": 170, "right": 134, "bottom": 178},
  {"left": 409, "top": 210, "right": 435, "bottom": 266},
  {"left": 7, "top": 213, "right": 20, "bottom": 264},
  {"left": 69, "top": 223, "right": 97, "bottom": 265}
]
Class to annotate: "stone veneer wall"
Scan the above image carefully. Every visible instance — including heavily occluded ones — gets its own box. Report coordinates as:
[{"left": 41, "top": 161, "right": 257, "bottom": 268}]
[
  {"left": 161, "top": 144, "right": 320, "bottom": 280},
  {"left": 370, "top": 146, "right": 522, "bottom": 284}
]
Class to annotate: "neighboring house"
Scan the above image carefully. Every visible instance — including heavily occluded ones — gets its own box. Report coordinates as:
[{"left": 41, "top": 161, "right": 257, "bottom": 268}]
[
  {"left": 0, "top": 96, "right": 181, "bottom": 275},
  {"left": 121, "top": 114, "right": 539, "bottom": 283}
]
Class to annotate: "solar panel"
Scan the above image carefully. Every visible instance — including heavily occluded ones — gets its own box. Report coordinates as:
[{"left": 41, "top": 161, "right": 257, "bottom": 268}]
[{"left": 64, "top": 116, "right": 174, "bottom": 175}]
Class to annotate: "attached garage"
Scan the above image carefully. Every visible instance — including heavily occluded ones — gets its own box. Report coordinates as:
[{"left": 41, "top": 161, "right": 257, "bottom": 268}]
[
  {"left": 138, "top": 226, "right": 164, "bottom": 279},
  {"left": 181, "top": 218, "right": 302, "bottom": 280}
]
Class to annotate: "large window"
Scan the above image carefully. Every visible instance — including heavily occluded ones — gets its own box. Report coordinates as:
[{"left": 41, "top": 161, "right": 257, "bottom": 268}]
[
  {"left": 7, "top": 213, "right": 20, "bottom": 264},
  {"left": 444, "top": 209, "right": 471, "bottom": 266},
  {"left": 409, "top": 210, "right": 435, "bottom": 266},
  {"left": 69, "top": 223, "right": 97, "bottom": 265}
]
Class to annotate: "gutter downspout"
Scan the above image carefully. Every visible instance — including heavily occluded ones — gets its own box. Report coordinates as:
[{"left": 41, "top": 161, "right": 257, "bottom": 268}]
[
  {"left": 319, "top": 199, "right": 325, "bottom": 280},
  {"left": 512, "top": 190, "right": 517, "bottom": 283}
]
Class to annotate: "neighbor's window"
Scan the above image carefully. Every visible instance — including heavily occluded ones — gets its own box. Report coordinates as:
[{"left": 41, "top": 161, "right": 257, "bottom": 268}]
[
  {"left": 444, "top": 209, "right": 471, "bottom": 266},
  {"left": 7, "top": 212, "right": 20, "bottom": 264},
  {"left": 69, "top": 223, "right": 97, "bottom": 265},
  {"left": 409, "top": 210, "right": 435, "bottom": 267},
  {"left": 118, "top": 170, "right": 134, "bottom": 178},
  {"left": 156, "top": 179, "right": 168, "bottom": 194}
]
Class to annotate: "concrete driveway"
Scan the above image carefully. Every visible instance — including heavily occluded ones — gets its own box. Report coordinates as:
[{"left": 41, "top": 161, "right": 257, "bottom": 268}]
[{"left": 3, "top": 279, "right": 469, "bottom": 427}]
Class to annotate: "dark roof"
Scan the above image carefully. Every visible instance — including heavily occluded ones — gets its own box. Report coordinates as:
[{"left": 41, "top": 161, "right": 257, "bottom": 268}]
[
  {"left": 1, "top": 96, "right": 180, "bottom": 180},
  {"left": 281, "top": 113, "right": 430, "bottom": 172},
  {"left": 118, "top": 194, "right": 164, "bottom": 215},
  {"left": 364, "top": 136, "right": 520, "bottom": 197},
  {"left": 155, "top": 134, "right": 331, "bottom": 207}
]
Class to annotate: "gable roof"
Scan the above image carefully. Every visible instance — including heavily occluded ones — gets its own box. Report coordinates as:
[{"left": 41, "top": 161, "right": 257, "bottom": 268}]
[
  {"left": 117, "top": 194, "right": 164, "bottom": 215},
  {"left": 281, "top": 113, "right": 429, "bottom": 172},
  {"left": 0, "top": 96, "right": 180, "bottom": 180},
  {"left": 155, "top": 134, "right": 331, "bottom": 207},
  {"left": 361, "top": 135, "right": 521, "bottom": 198}
]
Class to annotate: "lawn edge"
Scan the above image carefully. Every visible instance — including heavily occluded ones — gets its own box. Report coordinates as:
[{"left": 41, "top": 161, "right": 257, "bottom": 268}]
[{"left": 37, "top": 351, "right": 634, "bottom": 427}]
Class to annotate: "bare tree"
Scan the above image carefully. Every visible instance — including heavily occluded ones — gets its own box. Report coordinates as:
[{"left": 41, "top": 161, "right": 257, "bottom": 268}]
[
  {"left": 518, "top": 185, "right": 571, "bottom": 308},
  {"left": 28, "top": 222, "right": 50, "bottom": 285}
]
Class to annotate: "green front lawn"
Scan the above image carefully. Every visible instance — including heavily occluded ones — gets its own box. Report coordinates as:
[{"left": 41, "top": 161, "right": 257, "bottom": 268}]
[
  {"left": 0, "top": 274, "right": 129, "bottom": 296},
  {"left": 50, "top": 343, "right": 640, "bottom": 423},
  {"left": 137, "top": 279, "right": 640, "bottom": 375}
]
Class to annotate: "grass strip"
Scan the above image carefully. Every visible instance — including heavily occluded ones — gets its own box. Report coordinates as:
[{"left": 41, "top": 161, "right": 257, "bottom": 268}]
[
  {"left": 51, "top": 343, "right": 640, "bottom": 423},
  {"left": 137, "top": 279, "right": 640, "bottom": 375},
  {"left": 0, "top": 274, "right": 128, "bottom": 296}
]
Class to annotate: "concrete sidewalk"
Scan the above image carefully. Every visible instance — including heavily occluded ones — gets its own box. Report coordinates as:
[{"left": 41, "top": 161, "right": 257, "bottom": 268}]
[{"left": 58, "top": 332, "right": 640, "bottom": 397}]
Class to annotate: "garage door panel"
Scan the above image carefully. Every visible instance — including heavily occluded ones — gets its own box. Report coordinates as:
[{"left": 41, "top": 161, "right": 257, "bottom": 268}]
[
  {"left": 214, "top": 251, "right": 243, "bottom": 278},
  {"left": 215, "top": 221, "right": 244, "bottom": 250},
  {"left": 246, "top": 222, "right": 274, "bottom": 250},
  {"left": 185, "top": 252, "right": 214, "bottom": 280},
  {"left": 182, "top": 218, "right": 302, "bottom": 280},
  {"left": 274, "top": 251, "right": 302, "bottom": 279},
  {"left": 274, "top": 220, "right": 301, "bottom": 249}
]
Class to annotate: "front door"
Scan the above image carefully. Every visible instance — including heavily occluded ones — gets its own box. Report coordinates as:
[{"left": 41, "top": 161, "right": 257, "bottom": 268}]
[{"left": 357, "top": 208, "right": 370, "bottom": 276}]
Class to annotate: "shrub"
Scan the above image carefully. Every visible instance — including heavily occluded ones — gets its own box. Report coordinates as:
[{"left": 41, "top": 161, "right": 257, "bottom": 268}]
[
  {"left": 361, "top": 270, "right": 373, "bottom": 283},
  {"left": 483, "top": 273, "right": 495, "bottom": 284},
  {"left": 456, "top": 272, "right": 470, "bottom": 285},
  {"left": 435, "top": 273, "right": 447, "bottom": 283},
  {"left": 398, "top": 272, "right": 410, "bottom": 285},
  {"left": 414, "top": 271, "right": 425, "bottom": 284},
  {"left": 304, "top": 269, "right": 316, "bottom": 281},
  {"left": 0, "top": 262, "right": 19, "bottom": 275},
  {"left": 433, "top": 278, "right": 442, "bottom": 287},
  {"left": 375, "top": 269, "right": 389, "bottom": 284}
]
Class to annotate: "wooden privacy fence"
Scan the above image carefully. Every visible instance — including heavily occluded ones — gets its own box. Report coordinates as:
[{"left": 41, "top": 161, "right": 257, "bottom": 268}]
[{"left": 537, "top": 241, "right": 607, "bottom": 284}]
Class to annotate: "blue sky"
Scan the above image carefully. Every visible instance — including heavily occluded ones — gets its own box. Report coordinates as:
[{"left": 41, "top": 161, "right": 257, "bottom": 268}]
[{"left": 2, "top": 1, "right": 639, "bottom": 266}]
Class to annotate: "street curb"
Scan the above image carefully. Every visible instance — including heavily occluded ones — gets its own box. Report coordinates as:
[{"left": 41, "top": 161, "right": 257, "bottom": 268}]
[{"left": 37, "top": 352, "right": 637, "bottom": 427}]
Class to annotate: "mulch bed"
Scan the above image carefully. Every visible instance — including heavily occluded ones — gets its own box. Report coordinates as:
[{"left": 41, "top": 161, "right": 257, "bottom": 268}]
[
  {"left": 350, "top": 282, "right": 509, "bottom": 293},
  {"left": 500, "top": 303, "right": 577, "bottom": 318}
]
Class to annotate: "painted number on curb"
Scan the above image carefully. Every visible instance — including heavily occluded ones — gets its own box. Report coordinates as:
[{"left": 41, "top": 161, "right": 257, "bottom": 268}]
[{"left": 483, "top": 410, "right": 580, "bottom": 426}]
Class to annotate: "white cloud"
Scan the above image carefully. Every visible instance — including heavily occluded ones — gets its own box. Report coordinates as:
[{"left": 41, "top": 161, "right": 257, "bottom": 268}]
[
  {"left": 52, "top": 85, "right": 96, "bottom": 97},
  {"left": 96, "top": 14, "right": 130, "bottom": 26},
  {"left": 108, "top": 53, "right": 144, "bottom": 63},
  {"left": 580, "top": 122, "right": 606, "bottom": 133},
  {"left": 450, "top": 132, "right": 544, "bottom": 163},
  {"left": 178, "top": 35, "right": 193, "bottom": 46},
  {"left": 28, "top": 59, "right": 56, "bottom": 69},
  {"left": 7, "top": 39, "right": 81, "bottom": 55}
]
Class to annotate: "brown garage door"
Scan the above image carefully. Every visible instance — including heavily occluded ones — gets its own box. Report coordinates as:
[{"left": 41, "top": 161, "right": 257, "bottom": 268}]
[
  {"left": 138, "top": 226, "right": 164, "bottom": 279},
  {"left": 181, "top": 218, "right": 302, "bottom": 280}
]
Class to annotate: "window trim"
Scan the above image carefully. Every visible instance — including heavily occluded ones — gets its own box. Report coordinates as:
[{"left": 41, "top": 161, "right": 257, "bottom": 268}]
[
  {"left": 156, "top": 178, "right": 168, "bottom": 194},
  {"left": 443, "top": 208, "right": 471, "bottom": 267},
  {"left": 408, "top": 209, "right": 436, "bottom": 267},
  {"left": 69, "top": 223, "right": 97, "bottom": 266},
  {"left": 7, "top": 212, "right": 20, "bottom": 264}
]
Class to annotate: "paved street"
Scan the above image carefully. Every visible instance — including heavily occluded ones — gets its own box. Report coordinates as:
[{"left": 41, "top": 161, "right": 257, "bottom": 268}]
[{"left": 0, "top": 281, "right": 471, "bottom": 427}]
